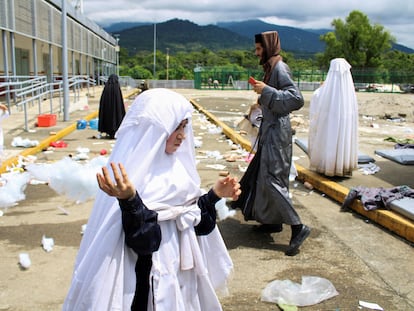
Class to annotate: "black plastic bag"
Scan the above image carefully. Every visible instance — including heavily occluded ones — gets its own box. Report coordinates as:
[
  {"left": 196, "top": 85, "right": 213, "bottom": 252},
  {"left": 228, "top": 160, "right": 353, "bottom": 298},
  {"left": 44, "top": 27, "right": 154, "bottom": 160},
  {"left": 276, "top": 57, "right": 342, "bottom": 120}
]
[{"left": 231, "top": 147, "right": 261, "bottom": 220}]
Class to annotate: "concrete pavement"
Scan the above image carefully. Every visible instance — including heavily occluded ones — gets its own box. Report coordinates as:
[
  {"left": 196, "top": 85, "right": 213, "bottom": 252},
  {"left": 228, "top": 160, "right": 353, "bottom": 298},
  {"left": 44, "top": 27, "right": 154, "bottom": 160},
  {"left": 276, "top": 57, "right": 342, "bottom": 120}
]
[{"left": 0, "top": 87, "right": 413, "bottom": 310}]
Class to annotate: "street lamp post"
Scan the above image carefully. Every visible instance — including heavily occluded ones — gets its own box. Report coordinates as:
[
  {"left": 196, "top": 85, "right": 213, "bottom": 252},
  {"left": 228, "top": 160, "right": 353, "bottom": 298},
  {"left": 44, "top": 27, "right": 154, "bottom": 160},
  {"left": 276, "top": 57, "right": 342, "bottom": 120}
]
[
  {"left": 166, "top": 48, "right": 169, "bottom": 80},
  {"left": 114, "top": 34, "right": 120, "bottom": 77},
  {"left": 153, "top": 23, "right": 156, "bottom": 78}
]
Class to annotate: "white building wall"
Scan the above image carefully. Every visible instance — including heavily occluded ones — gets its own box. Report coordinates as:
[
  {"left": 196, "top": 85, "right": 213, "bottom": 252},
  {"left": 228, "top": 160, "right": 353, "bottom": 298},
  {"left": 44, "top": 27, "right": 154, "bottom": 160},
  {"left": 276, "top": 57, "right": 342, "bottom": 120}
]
[{"left": 0, "top": 0, "right": 117, "bottom": 78}]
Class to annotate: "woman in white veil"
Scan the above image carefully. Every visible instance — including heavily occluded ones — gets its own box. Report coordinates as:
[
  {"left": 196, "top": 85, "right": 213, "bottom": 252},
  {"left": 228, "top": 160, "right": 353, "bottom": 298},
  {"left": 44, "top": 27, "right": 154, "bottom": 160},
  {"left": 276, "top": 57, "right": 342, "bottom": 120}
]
[
  {"left": 308, "top": 58, "right": 358, "bottom": 177},
  {"left": 63, "top": 88, "right": 240, "bottom": 311}
]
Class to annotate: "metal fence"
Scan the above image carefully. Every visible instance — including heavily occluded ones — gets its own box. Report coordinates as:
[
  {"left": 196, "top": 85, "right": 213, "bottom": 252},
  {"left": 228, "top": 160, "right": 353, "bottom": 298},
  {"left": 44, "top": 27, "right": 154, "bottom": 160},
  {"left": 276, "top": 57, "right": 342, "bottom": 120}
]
[{"left": 193, "top": 67, "right": 414, "bottom": 93}]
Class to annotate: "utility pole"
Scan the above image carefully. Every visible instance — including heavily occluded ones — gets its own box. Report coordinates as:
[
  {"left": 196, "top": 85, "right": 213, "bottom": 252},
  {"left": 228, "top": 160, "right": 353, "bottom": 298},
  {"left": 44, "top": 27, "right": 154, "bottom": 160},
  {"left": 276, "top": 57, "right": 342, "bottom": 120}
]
[
  {"left": 62, "top": 0, "right": 69, "bottom": 121},
  {"left": 166, "top": 48, "right": 169, "bottom": 80},
  {"left": 153, "top": 23, "right": 156, "bottom": 78},
  {"left": 114, "top": 34, "right": 120, "bottom": 77}
]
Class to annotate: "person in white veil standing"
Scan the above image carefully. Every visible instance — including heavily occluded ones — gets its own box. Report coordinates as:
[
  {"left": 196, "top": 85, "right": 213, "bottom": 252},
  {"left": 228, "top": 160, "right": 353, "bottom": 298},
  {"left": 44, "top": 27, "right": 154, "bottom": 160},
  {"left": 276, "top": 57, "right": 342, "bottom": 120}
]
[
  {"left": 308, "top": 58, "right": 359, "bottom": 177},
  {"left": 0, "top": 104, "right": 9, "bottom": 164},
  {"left": 62, "top": 88, "right": 240, "bottom": 311}
]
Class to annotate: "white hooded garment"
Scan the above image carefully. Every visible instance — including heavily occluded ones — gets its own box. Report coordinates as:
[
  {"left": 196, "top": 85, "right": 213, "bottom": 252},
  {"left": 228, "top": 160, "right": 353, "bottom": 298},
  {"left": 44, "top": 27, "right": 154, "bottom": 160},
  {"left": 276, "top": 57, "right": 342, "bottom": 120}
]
[
  {"left": 308, "top": 58, "right": 359, "bottom": 177},
  {"left": 62, "top": 88, "right": 233, "bottom": 311},
  {"left": 0, "top": 108, "right": 9, "bottom": 161}
]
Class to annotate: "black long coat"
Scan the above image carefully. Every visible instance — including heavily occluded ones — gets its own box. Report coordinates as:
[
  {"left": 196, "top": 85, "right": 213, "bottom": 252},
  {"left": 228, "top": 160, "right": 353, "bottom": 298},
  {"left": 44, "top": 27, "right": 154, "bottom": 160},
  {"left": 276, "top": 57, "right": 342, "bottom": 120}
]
[{"left": 98, "top": 74, "right": 126, "bottom": 138}]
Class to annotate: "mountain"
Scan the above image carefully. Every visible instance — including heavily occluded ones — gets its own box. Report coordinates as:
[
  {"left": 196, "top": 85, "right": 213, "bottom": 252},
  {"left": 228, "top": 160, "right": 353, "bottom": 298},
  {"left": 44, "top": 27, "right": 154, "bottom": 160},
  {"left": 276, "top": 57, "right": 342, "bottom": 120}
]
[
  {"left": 105, "top": 19, "right": 414, "bottom": 57},
  {"left": 104, "top": 22, "right": 149, "bottom": 34},
  {"left": 217, "top": 20, "right": 326, "bottom": 56},
  {"left": 111, "top": 19, "right": 252, "bottom": 54},
  {"left": 217, "top": 20, "right": 414, "bottom": 55}
]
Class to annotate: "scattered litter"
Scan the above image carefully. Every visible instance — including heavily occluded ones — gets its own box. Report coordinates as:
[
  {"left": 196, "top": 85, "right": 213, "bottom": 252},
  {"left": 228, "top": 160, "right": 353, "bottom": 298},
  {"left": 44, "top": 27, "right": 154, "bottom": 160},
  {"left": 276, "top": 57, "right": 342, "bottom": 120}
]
[
  {"left": 100, "top": 149, "right": 107, "bottom": 155},
  {"left": 207, "top": 125, "right": 222, "bottom": 134},
  {"left": 89, "top": 118, "right": 98, "bottom": 129},
  {"left": 72, "top": 153, "right": 89, "bottom": 161},
  {"left": 81, "top": 224, "right": 87, "bottom": 235},
  {"left": 244, "top": 153, "right": 255, "bottom": 163},
  {"left": 215, "top": 198, "right": 236, "bottom": 220},
  {"left": 29, "top": 179, "right": 48, "bottom": 185},
  {"left": 359, "top": 300, "right": 384, "bottom": 310},
  {"left": 289, "top": 163, "right": 298, "bottom": 182},
  {"left": 204, "top": 150, "right": 223, "bottom": 160},
  {"left": 18, "top": 253, "right": 31, "bottom": 269},
  {"left": 219, "top": 171, "right": 229, "bottom": 177},
  {"left": 18, "top": 155, "right": 37, "bottom": 166},
  {"left": 41, "top": 235, "right": 54, "bottom": 252},
  {"left": 77, "top": 147, "right": 90, "bottom": 154},
  {"left": 49, "top": 140, "right": 67, "bottom": 148},
  {"left": 261, "top": 276, "right": 338, "bottom": 307},
  {"left": 206, "top": 164, "right": 226, "bottom": 170},
  {"left": 277, "top": 303, "right": 298, "bottom": 311},
  {"left": 11, "top": 136, "right": 39, "bottom": 148},
  {"left": 193, "top": 137, "right": 203, "bottom": 148},
  {"left": 362, "top": 115, "right": 375, "bottom": 121},
  {"left": 57, "top": 205, "right": 70, "bottom": 215},
  {"left": 76, "top": 119, "right": 87, "bottom": 129},
  {"left": 0, "top": 172, "right": 31, "bottom": 208},
  {"left": 304, "top": 181, "right": 313, "bottom": 190},
  {"left": 358, "top": 162, "right": 381, "bottom": 175},
  {"left": 224, "top": 154, "right": 238, "bottom": 162}
]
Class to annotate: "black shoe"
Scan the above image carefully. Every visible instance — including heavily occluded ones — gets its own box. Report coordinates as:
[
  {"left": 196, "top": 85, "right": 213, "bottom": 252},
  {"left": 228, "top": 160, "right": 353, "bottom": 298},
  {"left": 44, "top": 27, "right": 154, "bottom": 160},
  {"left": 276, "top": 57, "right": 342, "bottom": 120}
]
[
  {"left": 253, "top": 224, "right": 283, "bottom": 233},
  {"left": 285, "top": 225, "right": 311, "bottom": 256}
]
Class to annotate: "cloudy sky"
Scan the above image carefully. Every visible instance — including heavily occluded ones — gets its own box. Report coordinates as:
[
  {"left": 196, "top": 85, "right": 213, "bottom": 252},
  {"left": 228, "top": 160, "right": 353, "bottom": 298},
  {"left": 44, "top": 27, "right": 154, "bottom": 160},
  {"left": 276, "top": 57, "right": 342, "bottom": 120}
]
[{"left": 78, "top": 0, "right": 414, "bottom": 49}]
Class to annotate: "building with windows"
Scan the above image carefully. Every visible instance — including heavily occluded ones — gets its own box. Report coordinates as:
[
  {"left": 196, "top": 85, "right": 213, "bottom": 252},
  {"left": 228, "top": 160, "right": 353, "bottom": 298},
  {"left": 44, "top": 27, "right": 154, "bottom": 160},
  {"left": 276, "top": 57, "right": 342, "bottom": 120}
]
[{"left": 0, "top": 0, "right": 117, "bottom": 81}]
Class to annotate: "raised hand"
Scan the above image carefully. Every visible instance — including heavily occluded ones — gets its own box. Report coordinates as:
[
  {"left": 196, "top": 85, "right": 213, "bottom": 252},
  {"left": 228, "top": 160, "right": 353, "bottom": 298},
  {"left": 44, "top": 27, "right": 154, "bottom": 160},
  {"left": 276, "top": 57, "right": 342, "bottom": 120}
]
[
  {"left": 213, "top": 176, "right": 241, "bottom": 201},
  {"left": 96, "top": 162, "right": 136, "bottom": 200}
]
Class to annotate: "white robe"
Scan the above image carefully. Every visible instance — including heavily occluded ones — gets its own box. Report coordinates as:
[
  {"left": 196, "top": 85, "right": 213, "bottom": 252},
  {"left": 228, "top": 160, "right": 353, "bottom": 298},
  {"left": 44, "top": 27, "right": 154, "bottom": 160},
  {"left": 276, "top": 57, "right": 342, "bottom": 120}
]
[
  {"left": 308, "top": 58, "right": 359, "bottom": 177},
  {"left": 0, "top": 108, "right": 9, "bottom": 160},
  {"left": 62, "top": 89, "right": 233, "bottom": 311}
]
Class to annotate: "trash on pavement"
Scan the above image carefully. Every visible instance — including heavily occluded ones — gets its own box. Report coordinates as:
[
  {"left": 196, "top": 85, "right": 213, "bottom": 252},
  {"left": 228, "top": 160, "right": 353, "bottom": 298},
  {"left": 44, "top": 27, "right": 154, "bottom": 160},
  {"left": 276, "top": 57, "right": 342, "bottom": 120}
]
[
  {"left": 359, "top": 300, "right": 384, "bottom": 310},
  {"left": 19, "top": 253, "right": 31, "bottom": 269},
  {"left": 11, "top": 137, "right": 39, "bottom": 148},
  {"left": 261, "top": 276, "right": 338, "bottom": 307},
  {"left": 41, "top": 235, "right": 54, "bottom": 252}
]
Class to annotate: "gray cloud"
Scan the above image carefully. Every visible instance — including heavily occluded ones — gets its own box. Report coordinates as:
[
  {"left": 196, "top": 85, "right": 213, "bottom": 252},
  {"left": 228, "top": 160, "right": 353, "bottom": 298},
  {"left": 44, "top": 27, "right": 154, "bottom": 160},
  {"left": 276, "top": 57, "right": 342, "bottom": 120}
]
[{"left": 79, "top": 0, "right": 414, "bottom": 49}]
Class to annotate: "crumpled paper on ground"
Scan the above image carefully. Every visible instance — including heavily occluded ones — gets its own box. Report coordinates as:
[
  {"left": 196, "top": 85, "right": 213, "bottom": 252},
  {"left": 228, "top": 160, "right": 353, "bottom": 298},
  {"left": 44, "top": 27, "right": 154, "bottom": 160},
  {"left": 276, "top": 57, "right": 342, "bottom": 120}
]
[
  {"left": 11, "top": 136, "right": 39, "bottom": 147},
  {"left": 261, "top": 276, "right": 338, "bottom": 307}
]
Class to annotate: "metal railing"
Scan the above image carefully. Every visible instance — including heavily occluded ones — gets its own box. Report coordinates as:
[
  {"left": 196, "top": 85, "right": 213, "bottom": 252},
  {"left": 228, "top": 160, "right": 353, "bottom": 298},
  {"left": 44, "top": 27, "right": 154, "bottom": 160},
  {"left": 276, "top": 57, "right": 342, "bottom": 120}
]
[{"left": 0, "top": 75, "right": 96, "bottom": 131}]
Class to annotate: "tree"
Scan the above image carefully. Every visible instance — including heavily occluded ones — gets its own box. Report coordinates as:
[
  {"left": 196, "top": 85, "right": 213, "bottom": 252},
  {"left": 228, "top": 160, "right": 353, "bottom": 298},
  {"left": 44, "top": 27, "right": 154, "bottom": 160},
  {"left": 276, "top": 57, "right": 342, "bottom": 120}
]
[
  {"left": 124, "top": 65, "right": 153, "bottom": 79},
  {"left": 318, "top": 10, "right": 395, "bottom": 69},
  {"left": 382, "top": 50, "right": 414, "bottom": 84}
]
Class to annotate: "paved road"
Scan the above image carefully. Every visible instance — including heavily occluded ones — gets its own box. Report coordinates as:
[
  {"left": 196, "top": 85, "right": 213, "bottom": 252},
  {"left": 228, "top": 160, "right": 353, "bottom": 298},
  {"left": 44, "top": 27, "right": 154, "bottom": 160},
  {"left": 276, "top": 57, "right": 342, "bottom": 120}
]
[{"left": 0, "top": 88, "right": 413, "bottom": 310}]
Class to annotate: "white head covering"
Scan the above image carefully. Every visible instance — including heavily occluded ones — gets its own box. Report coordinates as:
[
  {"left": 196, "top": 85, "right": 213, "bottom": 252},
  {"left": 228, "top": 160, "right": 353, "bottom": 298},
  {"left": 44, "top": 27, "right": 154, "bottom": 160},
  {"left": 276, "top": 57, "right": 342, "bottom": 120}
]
[
  {"left": 63, "top": 88, "right": 205, "bottom": 310},
  {"left": 308, "top": 58, "right": 359, "bottom": 176},
  {"left": 111, "top": 88, "right": 202, "bottom": 208}
]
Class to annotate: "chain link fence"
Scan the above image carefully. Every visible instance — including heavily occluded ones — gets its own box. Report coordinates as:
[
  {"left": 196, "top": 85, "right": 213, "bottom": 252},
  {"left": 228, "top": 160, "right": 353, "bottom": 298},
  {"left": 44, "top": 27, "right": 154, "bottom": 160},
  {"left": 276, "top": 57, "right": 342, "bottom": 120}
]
[{"left": 194, "top": 67, "right": 414, "bottom": 93}]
